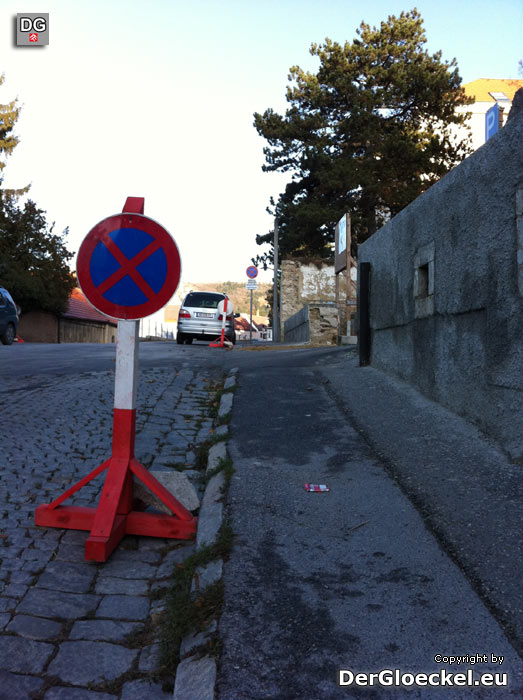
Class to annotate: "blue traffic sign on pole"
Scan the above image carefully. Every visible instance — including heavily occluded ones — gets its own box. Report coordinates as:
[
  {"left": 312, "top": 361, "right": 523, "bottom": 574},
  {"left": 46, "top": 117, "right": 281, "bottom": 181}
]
[
  {"left": 246, "top": 265, "right": 258, "bottom": 279},
  {"left": 485, "top": 102, "right": 499, "bottom": 142}
]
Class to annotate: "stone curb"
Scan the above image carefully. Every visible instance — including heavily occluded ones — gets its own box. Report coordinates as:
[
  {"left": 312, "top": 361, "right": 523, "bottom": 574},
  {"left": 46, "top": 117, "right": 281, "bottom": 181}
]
[
  {"left": 207, "top": 441, "right": 227, "bottom": 473},
  {"left": 173, "top": 655, "right": 216, "bottom": 700},
  {"left": 218, "top": 392, "right": 233, "bottom": 419},
  {"left": 173, "top": 368, "right": 238, "bottom": 699}
]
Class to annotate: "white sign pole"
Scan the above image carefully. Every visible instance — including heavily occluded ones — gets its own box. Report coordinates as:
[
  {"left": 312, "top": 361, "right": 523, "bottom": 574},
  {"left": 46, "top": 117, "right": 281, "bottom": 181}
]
[{"left": 114, "top": 320, "right": 139, "bottom": 411}]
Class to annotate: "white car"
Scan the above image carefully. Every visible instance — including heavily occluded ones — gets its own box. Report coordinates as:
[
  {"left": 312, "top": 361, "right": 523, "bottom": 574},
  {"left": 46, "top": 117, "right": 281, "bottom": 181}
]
[{"left": 176, "top": 291, "right": 236, "bottom": 345}]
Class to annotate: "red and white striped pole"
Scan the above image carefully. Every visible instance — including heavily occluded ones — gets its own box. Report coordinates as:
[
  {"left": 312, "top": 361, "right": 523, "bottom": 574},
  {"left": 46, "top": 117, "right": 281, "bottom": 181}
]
[{"left": 209, "top": 296, "right": 233, "bottom": 348}]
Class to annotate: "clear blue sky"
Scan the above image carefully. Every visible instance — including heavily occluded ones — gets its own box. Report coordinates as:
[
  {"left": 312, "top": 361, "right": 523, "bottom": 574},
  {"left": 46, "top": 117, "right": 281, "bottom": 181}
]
[{"left": 2, "top": 0, "right": 522, "bottom": 285}]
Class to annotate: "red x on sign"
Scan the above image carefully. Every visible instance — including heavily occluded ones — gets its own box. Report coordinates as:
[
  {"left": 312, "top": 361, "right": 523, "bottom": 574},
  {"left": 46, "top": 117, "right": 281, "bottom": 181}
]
[{"left": 77, "top": 212, "right": 181, "bottom": 320}]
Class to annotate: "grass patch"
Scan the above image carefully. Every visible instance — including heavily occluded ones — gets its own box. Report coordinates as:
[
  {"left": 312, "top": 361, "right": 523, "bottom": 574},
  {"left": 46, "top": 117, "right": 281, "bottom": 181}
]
[
  {"left": 216, "top": 412, "right": 232, "bottom": 428},
  {"left": 205, "top": 375, "right": 228, "bottom": 419},
  {"left": 201, "top": 456, "right": 234, "bottom": 490},
  {"left": 158, "top": 521, "right": 233, "bottom": 677}
]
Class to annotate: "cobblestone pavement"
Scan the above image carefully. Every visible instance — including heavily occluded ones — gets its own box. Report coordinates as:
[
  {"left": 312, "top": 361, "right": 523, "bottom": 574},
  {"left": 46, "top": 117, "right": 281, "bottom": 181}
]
[{"left": 0, "top": 363, "right": 224, "bottom": 699}]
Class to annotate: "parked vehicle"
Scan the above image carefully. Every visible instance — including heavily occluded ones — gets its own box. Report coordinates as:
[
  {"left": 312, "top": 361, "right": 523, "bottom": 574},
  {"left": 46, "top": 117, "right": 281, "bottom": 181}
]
[
  {"left": 177, "top": 291, "right": 236, "bottom": 345},
  {"left": 0, "top": 287, "right": 19, "bottom": 345}
]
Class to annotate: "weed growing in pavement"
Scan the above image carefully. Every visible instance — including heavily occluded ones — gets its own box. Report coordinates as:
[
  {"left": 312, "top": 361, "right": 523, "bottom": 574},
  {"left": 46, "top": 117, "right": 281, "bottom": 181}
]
[
  {"left": 205, "top": 375, "right": 228, "bottom": 419},
  {"left": 122, "top": 620, "right": 153, "bottom": 649},
  {"left": 201, "top": 456, "right": 234, "bottom": 490},
  {"left": 216, "top": 411, "right": 232, "bottom": 428},
  {"left": 158, "top": 520, "right": 233, "bottom": 676}
]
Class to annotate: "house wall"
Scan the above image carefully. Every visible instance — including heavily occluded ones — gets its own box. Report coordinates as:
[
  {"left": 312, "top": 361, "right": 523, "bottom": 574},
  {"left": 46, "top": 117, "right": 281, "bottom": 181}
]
[
  {"left": 18, "top": 311, "right": 116, "bottom": 343},
  {"left": 358, "top": 110, "right": 523, "bottom": 461},
  {"left": 18, "top": 311, "right": 58, "bottom": 343},
  {"left": 60, "top": 319, "right": 116, "bottom": 343},
  {"left": 454, "top": 102, "right": 510, "bottom": 151}
]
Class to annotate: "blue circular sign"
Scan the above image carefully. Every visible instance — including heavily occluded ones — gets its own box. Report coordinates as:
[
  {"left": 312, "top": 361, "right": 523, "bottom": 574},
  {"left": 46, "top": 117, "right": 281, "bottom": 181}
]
[{"left": 77, "top": 213, "right": 181, "bottom": 320}]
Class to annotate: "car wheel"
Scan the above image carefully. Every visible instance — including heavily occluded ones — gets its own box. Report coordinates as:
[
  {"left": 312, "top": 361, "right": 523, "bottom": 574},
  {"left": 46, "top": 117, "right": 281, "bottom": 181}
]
[
  {"left": 1, "top": 323, "right": 15, "bottom": 346},
  {"left": 176, "top": 333, "right": 185, "bottom": 345},
  {"left": 184, "top": 337, "right": 193, "bottom": 345}
]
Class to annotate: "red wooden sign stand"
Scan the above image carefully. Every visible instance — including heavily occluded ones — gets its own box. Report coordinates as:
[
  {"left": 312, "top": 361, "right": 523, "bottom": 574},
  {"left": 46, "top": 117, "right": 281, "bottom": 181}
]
[
  {"left": 209, "top": 296, "right": 233, "bottom": 348},
  {"left": 35, "top": 197, "right": 196, "bottom": 561}
]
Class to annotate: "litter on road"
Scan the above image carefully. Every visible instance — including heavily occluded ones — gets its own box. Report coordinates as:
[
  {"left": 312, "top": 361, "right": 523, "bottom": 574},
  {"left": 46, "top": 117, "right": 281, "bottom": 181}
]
[{"left": 303, "top": 483, "right": 330, "bottom": 492}]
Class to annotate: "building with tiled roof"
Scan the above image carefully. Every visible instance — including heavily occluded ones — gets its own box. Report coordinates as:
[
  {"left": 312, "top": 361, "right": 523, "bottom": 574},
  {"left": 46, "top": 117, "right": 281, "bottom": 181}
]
[
  {"left": 18, "top": 287, "right": 117, "bottom": 343},
  {"left": 456, "top": 78, "right": 523, "bottom": 151},
  {"left": 463, "top": 79, "right": 523, "bottom": 103},
  {"left": 63, "top": 287, "right": 116, "bottom": 324}
]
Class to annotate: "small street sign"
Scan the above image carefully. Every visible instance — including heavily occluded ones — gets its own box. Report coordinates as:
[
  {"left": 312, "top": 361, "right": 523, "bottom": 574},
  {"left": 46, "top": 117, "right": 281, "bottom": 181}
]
[
  {"left": 485, "top": 102, "right": 499, "bottom": 142},
  {"left": 246, "top": 265, "right": 258, "bottom": 279},
  {"left": 77, "top": 212, "right": 181, "bottom": 320},
  {"left": 245, "top": 280, "right": 258, "bottom": 290}
]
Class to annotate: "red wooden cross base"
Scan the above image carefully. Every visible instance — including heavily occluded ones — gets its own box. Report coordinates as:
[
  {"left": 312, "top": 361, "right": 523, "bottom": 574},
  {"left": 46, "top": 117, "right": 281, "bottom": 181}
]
[
  {"left": 35, "top": 195, "right": 196, "bottom": 562},
  {"left": 35, "top": 407, "right": 197, "bottom": 561}
]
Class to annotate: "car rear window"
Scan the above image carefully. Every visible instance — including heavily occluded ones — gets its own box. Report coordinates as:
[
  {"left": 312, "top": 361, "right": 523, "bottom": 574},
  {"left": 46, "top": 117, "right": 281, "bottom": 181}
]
[{"left": 183, "top": 292, "right": 224, "bottom": 309}]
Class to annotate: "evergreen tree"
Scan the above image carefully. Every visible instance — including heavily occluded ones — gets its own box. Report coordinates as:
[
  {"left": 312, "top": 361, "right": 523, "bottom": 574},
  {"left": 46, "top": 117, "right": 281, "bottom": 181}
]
[
  {"left": 0, "top": 73, "right": 75, "bottom": 314},
  {"left": 0, "top": 73, "right": 29, "bottom": 198},
  {"left": 0, "top": 197, "right": 75, "bottom": 314},
  {"left": 253, "top": 9, "right": 473, "bottom": 264}
]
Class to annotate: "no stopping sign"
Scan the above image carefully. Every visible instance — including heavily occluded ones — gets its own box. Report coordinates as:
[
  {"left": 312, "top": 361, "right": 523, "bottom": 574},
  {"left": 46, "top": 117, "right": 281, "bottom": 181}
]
[{"left": 77, "top": 212, "right": 181, "bottom": 320}]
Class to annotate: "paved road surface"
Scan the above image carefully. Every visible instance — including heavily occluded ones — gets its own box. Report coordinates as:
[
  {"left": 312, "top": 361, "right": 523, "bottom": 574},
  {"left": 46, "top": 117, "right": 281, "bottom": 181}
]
[
  {"left": 1, "top": 341, "right": 224, "bottom": 697},
  {"left": 218, "top": 346, "right": 522, "bottom": 699}
]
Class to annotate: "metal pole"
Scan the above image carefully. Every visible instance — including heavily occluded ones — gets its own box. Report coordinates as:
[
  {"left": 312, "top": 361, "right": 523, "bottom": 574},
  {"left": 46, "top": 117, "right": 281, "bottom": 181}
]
[
  {"left": 346, "top": 214, "right": 352, "bottom": 336},
  {"left": 273, "top": 219, "right": 280, "bottom": 343},
  {"left": 358, "top": 262, "right": 371, "bottom": 365},
  {"left": 249, "top": 289, "right": 253, "bottom": 343}
]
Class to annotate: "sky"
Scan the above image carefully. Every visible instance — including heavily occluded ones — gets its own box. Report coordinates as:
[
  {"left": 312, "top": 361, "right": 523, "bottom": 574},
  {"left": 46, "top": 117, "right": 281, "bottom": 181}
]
[{"left": 1, "top": 0, "right": 522, "bottom": 289}]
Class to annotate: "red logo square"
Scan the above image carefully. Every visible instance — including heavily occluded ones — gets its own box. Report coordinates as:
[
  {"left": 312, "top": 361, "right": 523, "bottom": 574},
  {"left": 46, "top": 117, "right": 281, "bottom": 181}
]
[{"left": 29, "top": 33, "right": 38, "bottom": 42}]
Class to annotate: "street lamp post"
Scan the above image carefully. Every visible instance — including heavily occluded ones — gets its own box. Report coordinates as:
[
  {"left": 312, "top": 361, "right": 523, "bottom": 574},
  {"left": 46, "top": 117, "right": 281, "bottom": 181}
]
[{"left": 273, "top": 219, "right": 280, "bottom": 343}]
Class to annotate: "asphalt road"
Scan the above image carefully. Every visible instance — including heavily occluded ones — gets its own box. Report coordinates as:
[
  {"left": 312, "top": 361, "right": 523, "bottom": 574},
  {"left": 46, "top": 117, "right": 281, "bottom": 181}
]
[
  {"left": 3, "top": 341, "right": 522, "bottom": 698},
  {"left": 218, "top": 345, "right": 523, "bottom": 699},
  {"left": 2, "top": 339, "right": 224, "bottom": 381}
]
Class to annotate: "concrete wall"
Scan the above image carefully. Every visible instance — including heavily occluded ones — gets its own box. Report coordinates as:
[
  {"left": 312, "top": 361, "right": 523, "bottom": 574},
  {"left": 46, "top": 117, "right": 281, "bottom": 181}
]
[
  {"left": 358, "top": 110, "right": 523, "bottom": 462},
  {"left": 284, "top": 306, "right": 310, "bottom": 343}
]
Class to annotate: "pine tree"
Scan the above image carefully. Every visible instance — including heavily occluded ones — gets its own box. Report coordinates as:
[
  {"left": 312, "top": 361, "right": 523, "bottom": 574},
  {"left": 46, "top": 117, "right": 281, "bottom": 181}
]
[{"left": 253, "top": 9, "right": 473, "bottom": 264}]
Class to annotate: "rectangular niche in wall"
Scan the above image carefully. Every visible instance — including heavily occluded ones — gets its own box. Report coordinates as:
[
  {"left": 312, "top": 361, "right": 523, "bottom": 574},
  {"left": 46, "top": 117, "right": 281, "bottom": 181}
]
[{"left": 413, "top": 241, "right": 435, "bottom": 318}]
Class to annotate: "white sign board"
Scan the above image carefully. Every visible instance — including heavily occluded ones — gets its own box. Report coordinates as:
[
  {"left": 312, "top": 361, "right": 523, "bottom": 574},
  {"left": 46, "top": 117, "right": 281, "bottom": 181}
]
[{"left": 338, "top": 215, "right": 346, "bottom": 253}]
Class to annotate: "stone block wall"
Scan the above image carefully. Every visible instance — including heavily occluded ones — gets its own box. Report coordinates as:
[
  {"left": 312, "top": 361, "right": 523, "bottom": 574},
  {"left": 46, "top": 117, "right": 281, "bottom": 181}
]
[
  {"left": 281, "top": 257, "right": 350, "bottom": 338},
  {"left": 284, "top": 303, "right": 339, "bottom": 345}
]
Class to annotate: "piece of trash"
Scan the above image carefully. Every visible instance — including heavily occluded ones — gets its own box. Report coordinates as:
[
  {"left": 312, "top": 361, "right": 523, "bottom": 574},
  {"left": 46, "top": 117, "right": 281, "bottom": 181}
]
[
  {"left": 304, "top": 483, "right": 330, "bottom": 492},
  {"left": 347, "top": 520, "right": 369, "bottom": 533}
]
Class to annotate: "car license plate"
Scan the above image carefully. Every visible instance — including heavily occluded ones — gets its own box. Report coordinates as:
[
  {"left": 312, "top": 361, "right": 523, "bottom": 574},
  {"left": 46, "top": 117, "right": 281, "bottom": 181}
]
[{"left": 196, "top": 312, "right": 214, "bottom": 318}]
